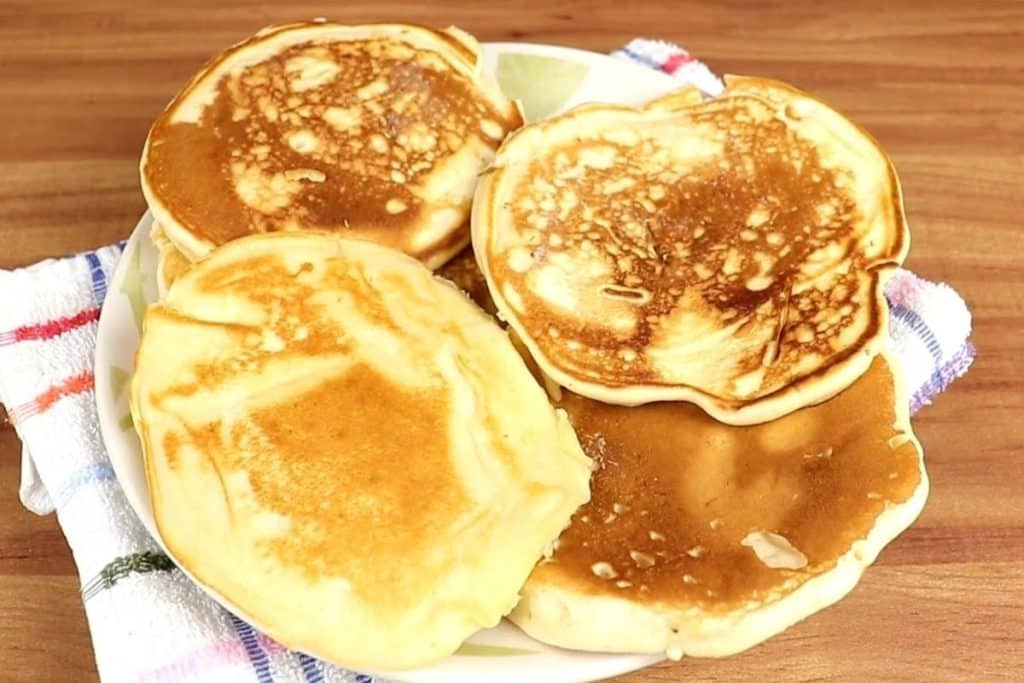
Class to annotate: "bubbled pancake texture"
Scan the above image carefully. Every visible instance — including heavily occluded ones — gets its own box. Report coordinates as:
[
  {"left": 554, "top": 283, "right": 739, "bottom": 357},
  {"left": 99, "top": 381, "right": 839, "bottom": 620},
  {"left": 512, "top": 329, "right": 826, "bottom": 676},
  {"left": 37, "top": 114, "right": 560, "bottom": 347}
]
[
  {"left": 476, "top": 78, "right": 906, "bottom": 420},
  {"left": 144, "top": 24, "right": 519, "bottom": 267}
]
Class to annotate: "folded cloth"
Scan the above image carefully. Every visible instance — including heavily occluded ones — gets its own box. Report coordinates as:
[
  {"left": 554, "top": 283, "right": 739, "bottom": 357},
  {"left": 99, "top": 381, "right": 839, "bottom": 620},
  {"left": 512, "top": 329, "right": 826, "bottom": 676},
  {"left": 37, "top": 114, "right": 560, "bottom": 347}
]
[{"left": 0, "top": 40, "right": 974, "bottom": 683}]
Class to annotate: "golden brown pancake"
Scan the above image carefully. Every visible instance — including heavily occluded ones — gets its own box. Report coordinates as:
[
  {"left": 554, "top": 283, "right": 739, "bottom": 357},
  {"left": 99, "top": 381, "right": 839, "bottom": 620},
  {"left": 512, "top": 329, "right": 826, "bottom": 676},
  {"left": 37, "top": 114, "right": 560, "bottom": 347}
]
[
  {"left": 130, "top": 232, "right": 591, "bottom": 669},
  {"left": 142, "top": 22, "right": 522, "bottom": 269},
  {"left": 437, "top": 247, "right": 925, "bottom": 658},
  {"left": 512, "top": 352, "right": 926, "bottom": 658},
  {"left": 473, "top": 76, "right": 909, "bottom": 424}
]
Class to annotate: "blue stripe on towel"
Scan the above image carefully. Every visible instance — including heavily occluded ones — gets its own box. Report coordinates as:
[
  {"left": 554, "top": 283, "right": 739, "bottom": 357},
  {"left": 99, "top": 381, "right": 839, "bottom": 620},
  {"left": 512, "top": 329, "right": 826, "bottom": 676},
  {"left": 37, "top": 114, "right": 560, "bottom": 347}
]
[
  {"left": 296, "top": 653, "right": 323, "bottom": 683},
  {"left": 53, "top": 461, "right": 116, "bottom": 509},
  {"left": 228, "top": 613, "right": 274, "bottom": 683},
  {"left": 84, "top": 252, "right": 108, "bottom": 305},
  {"left": 890, "top": 303, "right": 943, "bottom": 366},
  {"left": 354, "top": 675, "right": 375, "bottom": 683},
  {"left": 618, "top": 45, "right": 660, "bottom": 69}
]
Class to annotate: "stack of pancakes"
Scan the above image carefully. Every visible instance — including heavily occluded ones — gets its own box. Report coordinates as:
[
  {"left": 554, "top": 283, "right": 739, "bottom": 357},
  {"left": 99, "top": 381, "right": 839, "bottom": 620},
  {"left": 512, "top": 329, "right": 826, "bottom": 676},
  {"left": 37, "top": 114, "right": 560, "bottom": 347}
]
[{"left": 131, "top": 21, "right": 926, "bottom": 672}]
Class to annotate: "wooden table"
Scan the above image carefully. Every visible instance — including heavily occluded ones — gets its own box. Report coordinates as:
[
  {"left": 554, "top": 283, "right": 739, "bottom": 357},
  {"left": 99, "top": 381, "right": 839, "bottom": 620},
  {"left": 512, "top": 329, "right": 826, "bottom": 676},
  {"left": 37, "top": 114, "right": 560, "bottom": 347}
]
[{"left": 2, "top": 1, "right": 1021, "bottom": 680}]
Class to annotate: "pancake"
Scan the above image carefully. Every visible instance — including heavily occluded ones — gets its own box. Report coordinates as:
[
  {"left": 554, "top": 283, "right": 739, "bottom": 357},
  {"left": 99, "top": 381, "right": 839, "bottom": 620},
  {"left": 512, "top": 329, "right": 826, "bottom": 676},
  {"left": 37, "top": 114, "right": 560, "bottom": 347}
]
[
  {"left": 141, "top": 22, "right": 522, "bottom": 269},
  {"left": 433, "top": 251, "right": 925, "bottom": 658},
  {"left": 510, "top": 352, "right": 926, "bottom": 658},
  {"left": 473, "top": 76, "right": 909, "bottom": 424},
  {"left": 151, "top": 221, "right": 192, "bottom": 299},
  {"left": 129, "top": 232, "right": 591, "bottom": 669}
]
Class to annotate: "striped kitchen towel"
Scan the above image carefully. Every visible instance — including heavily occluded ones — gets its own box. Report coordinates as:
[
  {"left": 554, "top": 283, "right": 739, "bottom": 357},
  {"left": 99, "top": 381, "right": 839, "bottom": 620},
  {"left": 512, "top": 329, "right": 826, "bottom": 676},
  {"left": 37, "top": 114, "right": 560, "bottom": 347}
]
[{"left": 0, "top": 40, "right": 974, "bottom": 683}]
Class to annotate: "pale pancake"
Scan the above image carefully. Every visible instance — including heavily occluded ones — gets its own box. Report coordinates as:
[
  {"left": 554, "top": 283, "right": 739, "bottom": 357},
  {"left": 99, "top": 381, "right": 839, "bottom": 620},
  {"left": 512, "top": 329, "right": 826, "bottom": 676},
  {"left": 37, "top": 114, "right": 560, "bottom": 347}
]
[
  {"left": 141, "top": 22, "right": 522, "bottom": 269},
  {"left": 473, "top": 76, "right": 909, "bottom": 424},
  {"left": 150, "top": 221, "right": 192, "bottom": 299},
  {"left": 511, "top": 353, "right": 926, "bottom": 658},
  {"left": 130, "top": 232, "right": 591, "bottom": 669}
]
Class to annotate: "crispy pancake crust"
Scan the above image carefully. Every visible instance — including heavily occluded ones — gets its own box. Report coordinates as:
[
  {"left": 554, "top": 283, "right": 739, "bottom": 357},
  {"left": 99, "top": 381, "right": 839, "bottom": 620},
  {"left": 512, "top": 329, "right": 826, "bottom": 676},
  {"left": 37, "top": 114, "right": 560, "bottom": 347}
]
[
  {"left": 142, "top": 23, "right": 522, "bottom": 269},
  {"left": 510, "top": 352, "right": 926, "bottom": 658},
  {"left": 130, "top": 232, "right": 590, "bottom": 670},
  {"left": 473, "top": 76, "right": 909, "bottom": 423}
]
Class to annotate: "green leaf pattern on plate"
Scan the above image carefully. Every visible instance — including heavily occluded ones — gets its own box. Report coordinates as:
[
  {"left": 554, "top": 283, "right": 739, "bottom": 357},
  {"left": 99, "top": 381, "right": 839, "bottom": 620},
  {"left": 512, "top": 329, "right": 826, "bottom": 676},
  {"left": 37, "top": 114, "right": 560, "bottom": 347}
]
[
  {"left": 110, "top": 365, "right": 130, "bottom": 397},
  {"left": 496, "top": 54, "right": 589, "bottom": 121},
  {"left": 109, "top": 365, "right": 133, "bottom": 431},
  {"left": 120, "top": 243, "right": 147, "bottom": 333},
  {"left": 455, "top": 642, "right": 539, "bottom": 657}
]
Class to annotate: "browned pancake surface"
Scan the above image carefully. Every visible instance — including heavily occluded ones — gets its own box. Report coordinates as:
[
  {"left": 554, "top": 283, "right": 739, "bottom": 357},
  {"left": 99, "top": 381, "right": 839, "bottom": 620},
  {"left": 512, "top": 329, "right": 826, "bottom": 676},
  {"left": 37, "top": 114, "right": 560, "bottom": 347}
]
[
  {"left": 474, "top": 78, "right": 908, "bottom": 420},
  {"left": 145, "top": 25, "right": 519, "bottom": 265},
  {"left": 533, "top": 355, "right": 920, "bottom": 608}
]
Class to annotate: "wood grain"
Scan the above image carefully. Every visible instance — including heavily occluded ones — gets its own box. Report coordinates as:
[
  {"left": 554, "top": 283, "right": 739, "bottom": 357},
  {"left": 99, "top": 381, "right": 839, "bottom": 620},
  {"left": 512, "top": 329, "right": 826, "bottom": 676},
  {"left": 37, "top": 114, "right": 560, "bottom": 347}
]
[{"left": 1, "top": 1, "right": 1022, "bottom": 681}]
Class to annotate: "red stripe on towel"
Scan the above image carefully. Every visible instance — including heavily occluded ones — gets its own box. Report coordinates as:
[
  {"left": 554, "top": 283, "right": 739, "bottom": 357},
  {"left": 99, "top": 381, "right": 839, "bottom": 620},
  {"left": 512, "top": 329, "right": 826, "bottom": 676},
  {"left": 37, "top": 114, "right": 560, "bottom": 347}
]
[
  {"left": 0, "top": 307, "right": 101, "bottom": 346},
  {"left": 8, "top": 372, "right": 95, "bottom": 425},
  {"left": 661, "top": 51, "right": 695, "bottom": 73}
]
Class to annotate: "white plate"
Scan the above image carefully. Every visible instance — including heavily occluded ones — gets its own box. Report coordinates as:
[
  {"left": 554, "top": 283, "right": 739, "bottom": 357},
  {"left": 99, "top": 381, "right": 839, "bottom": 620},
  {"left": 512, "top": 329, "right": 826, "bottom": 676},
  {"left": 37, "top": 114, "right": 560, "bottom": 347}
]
[{"left": 95, "top": 42, "right": 679, "bottom": 683}]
